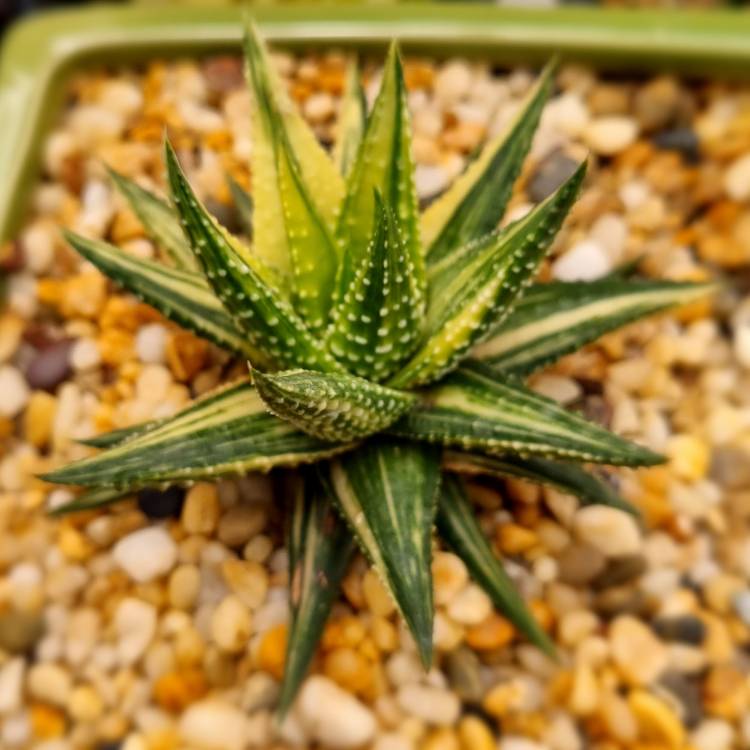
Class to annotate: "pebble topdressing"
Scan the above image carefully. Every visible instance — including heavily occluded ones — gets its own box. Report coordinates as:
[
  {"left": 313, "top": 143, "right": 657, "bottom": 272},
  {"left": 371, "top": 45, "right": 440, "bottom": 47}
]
[{"left": 1, "top": 50, "right": 749, "bottom": 750}]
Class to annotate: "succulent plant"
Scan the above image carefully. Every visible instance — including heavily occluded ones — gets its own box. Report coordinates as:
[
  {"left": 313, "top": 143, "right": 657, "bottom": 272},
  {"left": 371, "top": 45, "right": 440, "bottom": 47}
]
[{"left": 45, "top": 25, "right": 712, "bottom": 715}]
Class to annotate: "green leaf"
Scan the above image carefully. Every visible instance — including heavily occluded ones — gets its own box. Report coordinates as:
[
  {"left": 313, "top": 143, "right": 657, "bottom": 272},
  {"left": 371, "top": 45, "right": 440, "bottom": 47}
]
[
  {"left": 107, "top": 167, "right": 198, "bottom": 271},
  {"left": 333, "top": 59, "right": 367, "bottom": 177},
  {"left": 243, "top": 23, "right": 344, "bottom": 284},
  {"left": 165, "top": 141, "right": 342, "bottom": 373},
  {"left": 63, "top": 230, "right": 267, "bottom": 365},
  {"left": 279, "top": 470, "right": 355, "bottom": 718},
  {"left": 391, "top": 360, "right": 663, "bottom": 466},
  {"left": 389, "top": 162, "right": 586, "bottom": 388},
  {"left": 437, "top": 475, "right": 554, "bottom": 654},
  {"left": 227, "top": 174, "right": 254, "bottom": 237},
  {"left": 335, "top": 42, "right": 422, "bottom": 304},
  {"left": 327, "top": 193, "right": 424, "bottom": 381},
  {"left": 422, "top": 60, "right": 556, "bottom": 266},
  {"left": 253, "top": 368, "right": 416, "bottom": 442},
  {"left": 78, "top": 424, "right": 145, "bottom": 449},
  {"left": 444, "top": 452, "right": 637, "bottom": 515},
  {"left": 41, "top": 380, "right": 352, "bottom": 489},
  {"left": 326, "top": 439, "right": 440, "bottom": 666},
  {"left": 475, "top": 279, "right": 715, "bottom": 375}
]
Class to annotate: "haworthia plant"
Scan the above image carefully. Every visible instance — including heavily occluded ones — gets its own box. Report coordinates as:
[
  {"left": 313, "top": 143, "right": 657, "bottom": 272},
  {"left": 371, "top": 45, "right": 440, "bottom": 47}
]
[{"left": 46, "top": 25, "right": 714, "bottom": 715}]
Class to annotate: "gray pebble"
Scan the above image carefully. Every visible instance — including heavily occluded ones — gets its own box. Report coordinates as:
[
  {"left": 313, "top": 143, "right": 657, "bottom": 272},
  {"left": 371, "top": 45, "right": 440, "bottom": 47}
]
[
  {"left": 652, "top": 615, "right": 706, "bottom": 645},
  {"left": 592, "top": 555, "right": 648, "bottom": 590},
  {"left": 659, "top": 671, "right": 703, "bottom": 728},
  {"left": 709, "top": 447, "right": 750, "bottom": 490},
  {"left": 527, "top": 151, "right": 579, "bottom": 203},
  {"left": 444, "top": 646, "right": 484, "bottom": 704}
]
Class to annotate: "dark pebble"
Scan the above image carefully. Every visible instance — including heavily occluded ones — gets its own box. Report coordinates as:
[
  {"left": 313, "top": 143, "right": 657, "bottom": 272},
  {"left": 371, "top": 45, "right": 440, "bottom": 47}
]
[
  {"left": 579, "top": 395, "right": 612, "bottom": 428},
  {"left": 592, "top": 555, "right": 647, "bottom": 590},
  {"left": 527, "top": 150, "right": 580, "bottom": 203},
  {"left": 25, "top": 339, "right": 73, "bottom": 391},
  {"left": 652, "top": 127, "right": 700, "bottom": 163},
  {"left": 594, "top": 586, "right": 649, "bottom": 618},
  {"left": 659, "top": 671, "right": 703, "bottom": 727},
  {"left": 652, "top": 615, "right": 706, "bottom": 645},
  {"left": 0, "top": 610, "right": 45, "bottom": 654},
  {"left": 137, "top": 487, "right": 185, "bottom": 519},
  {"left": 96, "top": 744, "right": 123, "bottom": 750},
  {"left": 445, "top": 646, "right": 484, "bottom": 704},
  {"left": 204, "top": 197, "right": 242, "bottom": 235}
]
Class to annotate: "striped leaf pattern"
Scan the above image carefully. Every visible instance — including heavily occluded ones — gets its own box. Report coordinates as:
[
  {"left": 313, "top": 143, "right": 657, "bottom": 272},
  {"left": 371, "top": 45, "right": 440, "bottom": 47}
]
[
  {"left": 280, "top": 471, "right": 355, "bottom": 717},
  {"left": 327, "top": 194, "right": 424, "bottom": 381},
  {"left": 443, "top": 452, "right": 636, "bottom": 515},
  {"left": 42, "top": 380, "right": 352, "bottom": 489},
  {"left": 333, "top": 60, "right": 367, "bottom": 177},
  {"left": 165, "top": 142, "right": 342, "bottom": 373},
  {"left": 422, "top": 60, "right": 556, "bottom": 266},
  {"left": 392, "top": 361, "right": 663, "bottom": 466},
  {"left": 389, "top": 163, "right": 586, "bottom": 388},
  {"left": 475, "top": 278, "right": 715, "bottom": 375},
  {"left": 335, "top": 42, "right": 422, "bottom": 304},
  {"left": 437, "top": 475, "right": 554, "bottom": 654},
  {"left": 253, "top": 368, "right": 416, "bottom": 442},
  {"left": 107, "top": 167, "right": 198, "bottom": 271},
  {"left": 243, "top": 23, "right": 344, "bottom": 278},
  {"left": 327, "top": 440, "right": 441, "bottom": 666},
  {"left": 63, "top": 231, "right": 265, "bottom": 363}
]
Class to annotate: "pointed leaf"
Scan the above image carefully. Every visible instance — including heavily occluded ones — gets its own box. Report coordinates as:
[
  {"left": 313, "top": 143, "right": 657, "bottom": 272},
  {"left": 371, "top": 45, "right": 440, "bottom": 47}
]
[
  {"left": 63, "top": 231, "right": 267, "bottom": 364},
  {"left": 335, "top": 42, "right": 422, "bottom": 304},
  {"left": 444, "top": 452, "right": 637, "bottom": 515},
  {"left": 165, "top": 141, "right": 342, "bottom": 373},
  {"left": 227, "top": 174, "right": 254, "bottom": 237},
  {"left": 333, "top": 60, "right": 367, "bottom": 177},
  {"left": 253, "top": 368, "right": 416, "bottom": 442},
  {"left": 389, "top": 162, "right": 586, "bottom": 388},
  {"left": 422, "top": 60, "right": 556, "bottom": 266},
  {"left": 326, "top": 440, "right": 440, "bottom": 666},
  {"left": 41, "top": 380, "right": 352, "bottom": 489},
  {"left": 243, "top": 23, "right": 344, "bottom": 281},
  {"left": 327, "top": 193, "right": 424, "bottom": 381},
  {"left": 391, "top": 361, "right": 663, "bottom": 466},
  {"left": 280, "top": 470, "right": 355, "bottom": 717},
  {"left": 108, "top": 167, "right": 198, "bottom": 271},
  {"left": 437, "top": 475, "right": 554, "bottom": 654},
  {"left": 474, "top": 278, "right": 716, "bottom": 375}
]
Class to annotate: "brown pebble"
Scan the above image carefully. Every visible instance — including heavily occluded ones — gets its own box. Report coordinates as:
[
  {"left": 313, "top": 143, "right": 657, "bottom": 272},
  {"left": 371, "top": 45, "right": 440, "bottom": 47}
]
[
  {"left": 0, "top": 610, "right": 45, "bottom": 654},
  {"left": 444, "top": 646, "right": 484, "bottom": 705},
  {"left": 202, "top": 56, "right": 244, "bottom": 95},
  {"left": 557, "top": 543, "right": 607, "bottom": 586},
  {"left": 25, "top": 339, "right": 73, "bottom": 391}
]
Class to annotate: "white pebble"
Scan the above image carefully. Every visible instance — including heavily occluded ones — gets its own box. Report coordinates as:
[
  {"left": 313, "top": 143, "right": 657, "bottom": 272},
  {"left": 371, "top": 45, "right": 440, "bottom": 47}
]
[
  {"left": 179, "top": 700, "right": 248, "bottom": 750},
  {"left": 0, "top": 659, "right": 25, "bottom": 713},
  {"left": 590, "top": 212, "right": 628, "bottom": 262},
  {"left": 446, "top": 583, "right": 492, "bottom": 625},
  {"left": 113, "top": 526, "right": 177, "bottom": 582},
  {"left": 21, "top": 222, "right": 55, "bottom": 274},
  {"left": 70, "top": 338, "right": 101, "bottom": 371},
  {"left": 415, "top": 164, "right": 449, "bottom": 200},
  {"left": 210, "top": 596, "right": 252, "bottom": 653},
  {"left": 691, "top": 719, "right": 734, "bottom": 750},
  {"left": 135, "top": 324, "right": 168, "bottom": 365},
  {"left": 575, "top": 506, "right": 642, "bottom": 557},
  {"left": 0, "top": 366, "right": 30, "bottom": 418},
  {"left": 297, "top": 676, "right": 376, "bottom": 748},
  {"left": 434, "top": 60, "right": 473, "bottom": 104},
  {"left": 543, "top": 92, "right": 590, "bottom": 137},
  {"left": 1, "top": 713, "right": 30, "bottom": 747},
  {"left": 304, "top": 92, "right": 335, "bottom": 122},
  {"left": 115, "top": 598, "right": 157, "bottom": 666},
  {"left": 98, "top": 80, "right": 144, "bottom": 119},
  {"left": 499, "top": 738, "right": 547, "bottom": 750},
  {"left": 396, "top": 683, "right": 460, "bottom": 726},
  {"left": 532, "top": 374, "right": 582, "bottom": 405},
  {"left": 27, "top": 663, "right": 72, "bottom": 707},
  {"left": 553, "top": 240, "right": 612, "bottom": 281},
  {"left": 724, "top": 152, "right": 750, "bottom": 202},
  {"left": 584, "top": 116, "right": 639, "bottom": 156}
]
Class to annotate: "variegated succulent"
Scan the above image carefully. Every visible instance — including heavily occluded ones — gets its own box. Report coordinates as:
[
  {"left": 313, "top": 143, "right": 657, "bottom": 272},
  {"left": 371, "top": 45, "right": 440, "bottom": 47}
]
[{"left": 45, "top": 26, "right": 713, "bottom": 715}]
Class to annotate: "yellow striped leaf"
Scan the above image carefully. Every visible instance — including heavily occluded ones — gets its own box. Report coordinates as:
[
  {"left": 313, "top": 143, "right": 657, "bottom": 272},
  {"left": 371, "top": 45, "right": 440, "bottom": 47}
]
[
  {"left": 42, "top": 380, "right": 352, "bottom": 489},
  {"left": 475, "top": 279, "right": 716, "bottom": 375},
  {"left": 326, "top": 440, "right": 440, "bottom": 666},
  {"left": 333, "top": 59, "right": 367, "bottom": 177},
  {"left": 392, "top": 361, "right": 663, "bottom": 466},
  {"left": 437, "top": 475, "right": 554, "bottom": 654}
]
